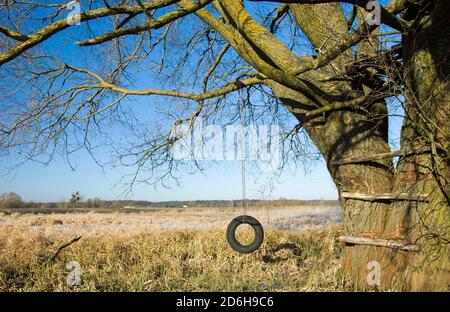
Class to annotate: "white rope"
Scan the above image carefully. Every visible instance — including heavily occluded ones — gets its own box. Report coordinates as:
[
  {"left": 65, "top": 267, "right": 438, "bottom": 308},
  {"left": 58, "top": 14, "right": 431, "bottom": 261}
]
[{"left": 238, "top": 89, "right": 247, "bottom": 217}]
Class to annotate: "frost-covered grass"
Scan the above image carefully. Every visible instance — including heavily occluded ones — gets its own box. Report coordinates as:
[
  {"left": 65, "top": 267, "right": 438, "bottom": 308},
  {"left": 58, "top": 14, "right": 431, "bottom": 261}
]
[{"left": 0, "top": 208, "right": 350, "bottom": 292}]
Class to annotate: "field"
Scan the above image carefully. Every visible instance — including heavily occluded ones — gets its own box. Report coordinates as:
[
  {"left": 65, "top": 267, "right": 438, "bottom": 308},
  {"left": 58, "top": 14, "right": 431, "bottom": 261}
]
[{"left": 0, "top": 206, "right": 351, "bottom": 291}]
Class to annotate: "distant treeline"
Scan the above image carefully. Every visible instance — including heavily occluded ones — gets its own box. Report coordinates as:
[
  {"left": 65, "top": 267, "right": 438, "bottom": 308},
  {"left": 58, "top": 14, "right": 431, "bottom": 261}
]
[
  {"left": 0, "top": 192, "right": 339, "bottom": 209},
  {"left": 142, "top": 199, "right": 340, "bottom": 208}
]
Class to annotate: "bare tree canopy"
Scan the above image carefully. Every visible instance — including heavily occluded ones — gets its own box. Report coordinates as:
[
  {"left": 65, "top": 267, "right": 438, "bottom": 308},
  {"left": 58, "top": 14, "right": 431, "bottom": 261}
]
[{"left": 0, "top": 0, "right": 448, "bottom": 290}]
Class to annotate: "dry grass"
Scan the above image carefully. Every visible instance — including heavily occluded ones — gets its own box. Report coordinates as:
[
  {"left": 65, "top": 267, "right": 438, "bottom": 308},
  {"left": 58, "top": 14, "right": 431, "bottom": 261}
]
[
  {"left": 0, "top": 207, "right": 351, "bottom": 292},
  {"left": 0, "top": 205, "right": 342, "bottom": 234}
]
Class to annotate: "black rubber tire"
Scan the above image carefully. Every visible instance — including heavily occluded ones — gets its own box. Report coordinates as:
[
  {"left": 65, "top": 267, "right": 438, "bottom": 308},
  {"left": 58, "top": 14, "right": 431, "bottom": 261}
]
[{"left": 226, "top": 215, "right": 264, "bottom": 254}]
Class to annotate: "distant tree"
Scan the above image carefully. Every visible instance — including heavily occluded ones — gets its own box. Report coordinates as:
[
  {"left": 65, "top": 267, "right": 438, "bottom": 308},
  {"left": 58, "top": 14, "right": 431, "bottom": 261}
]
[
  {"left": 0, "top": 192, "right": 24, "bottom": 208},
  {"left": 70, "top": 192, "right": 81, "bottom": 208},
  {"left": 257, "top": 179, "right": 275, "bottom": 208},
  {"left": 47, "top": 202, "right": 57, "bottom": 209},
  {"left": 111, "top": 201, "right": 122, "bottom": 209},
  {"left": 92, "top": 197, "right": 103, "bottom": 208}
]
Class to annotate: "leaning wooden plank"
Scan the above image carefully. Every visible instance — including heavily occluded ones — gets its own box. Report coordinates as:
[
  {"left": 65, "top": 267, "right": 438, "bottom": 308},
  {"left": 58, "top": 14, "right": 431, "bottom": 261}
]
[
  {"left": 338, "top": 235, "right": 419, "bottom": 252},
  {"left": 331, "top": 147, "right": 431, "bottom": 166},
  {"left": 341, "top": 192, "right": 430, "bottom": 202}
]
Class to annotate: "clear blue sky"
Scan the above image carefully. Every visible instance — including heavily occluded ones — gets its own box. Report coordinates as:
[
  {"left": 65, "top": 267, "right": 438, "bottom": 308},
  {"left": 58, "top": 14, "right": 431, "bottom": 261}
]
[
  {"left": 0, "top": 1, "right": 401, "bottom": 203},
  {"left": 0, "top": 153, "right": 338, "bottom": 202}
]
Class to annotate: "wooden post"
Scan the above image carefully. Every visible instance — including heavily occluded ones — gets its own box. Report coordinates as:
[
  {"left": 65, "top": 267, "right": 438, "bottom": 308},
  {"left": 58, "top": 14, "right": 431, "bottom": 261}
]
[
  {"left": 339, "top": 235, "right": 419, "bottom": 252},
  {"left": 341, "top": 192, "right": 430, "bottom": 202}
]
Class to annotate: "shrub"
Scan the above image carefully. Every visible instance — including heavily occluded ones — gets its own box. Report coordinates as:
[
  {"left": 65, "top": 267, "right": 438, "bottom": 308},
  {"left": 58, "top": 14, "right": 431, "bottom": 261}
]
[{"left": 0, "top": 192, "right": 24, "bottom": 209}]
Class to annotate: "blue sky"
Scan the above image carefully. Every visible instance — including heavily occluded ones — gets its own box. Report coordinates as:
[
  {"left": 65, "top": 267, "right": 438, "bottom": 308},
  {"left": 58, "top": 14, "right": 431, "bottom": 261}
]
[
  {"left": 0, "top": 151, "right": 338, "bottom": 202},
  {"left": 0, "top": 1, "right": 402, "bottom": 202},
  {"left": 0, "top": 102, "right": 403, "bottom": 202}
]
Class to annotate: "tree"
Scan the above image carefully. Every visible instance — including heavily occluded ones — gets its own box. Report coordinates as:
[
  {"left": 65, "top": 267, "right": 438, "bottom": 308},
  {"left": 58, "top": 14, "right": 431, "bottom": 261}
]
[
  {"left": 0, "top": 192, "right": 23, "bottom": 208},
  {"left": 86, "top": 197, "right": 103, "bottom": 208},
  {"left": 92, "top": 197, "right": 104, "bottom": 208},
  {"left": 70, "top": 192, "right": 81, "bottom": 208},
  {"left": 0, "top": 0, "right": 448, "bottom": 290}
]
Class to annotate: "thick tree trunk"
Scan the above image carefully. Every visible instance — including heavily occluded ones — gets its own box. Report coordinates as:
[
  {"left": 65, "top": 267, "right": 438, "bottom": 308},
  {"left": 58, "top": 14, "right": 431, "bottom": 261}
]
[
  {"left": 267, "top": 1, "right": 450, "bottom": 291},
  {"left": 284, "top": 3, "right": 406, "bottom": 289},
  {"left": 274, "top": 86, "right": 447, "bottom": 290},
  {"left": 269, "top": 80, "right": 409, "bottom": 290},
  {"left": 394, "top": 0, "right": 450, "bottom": 291},
  {"left": 306, "top": 110, "right": 407, "bottom": 291}
]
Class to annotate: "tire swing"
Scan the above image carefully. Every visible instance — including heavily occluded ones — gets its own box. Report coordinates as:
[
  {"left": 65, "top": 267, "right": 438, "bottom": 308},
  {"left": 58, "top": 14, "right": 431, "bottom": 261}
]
[
  {"left": 227, "top": 215, "right": 264, "bottom": 254},
  {"left": 226, "top": 90, "right": 264, "bottom": 254}
]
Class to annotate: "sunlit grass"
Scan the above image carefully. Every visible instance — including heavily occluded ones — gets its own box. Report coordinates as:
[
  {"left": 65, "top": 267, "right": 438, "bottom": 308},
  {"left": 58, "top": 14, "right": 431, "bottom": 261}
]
[
  {"left": 0, "top": 208, "right": 349, "bottom": 291},
  {"left": 0, "top": 207, "right": 348, "bottom": 291}
]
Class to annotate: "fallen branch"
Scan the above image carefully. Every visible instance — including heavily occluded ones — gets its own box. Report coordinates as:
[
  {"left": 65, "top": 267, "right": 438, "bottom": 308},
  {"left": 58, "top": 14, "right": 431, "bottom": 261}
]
[{"left": 48, "top": 236, "right": 82, "bottom": 263}]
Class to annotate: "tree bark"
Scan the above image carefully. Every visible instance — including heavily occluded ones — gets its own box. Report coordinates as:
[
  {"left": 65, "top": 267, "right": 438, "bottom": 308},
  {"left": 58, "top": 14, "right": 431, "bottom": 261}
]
[
  {"left": 268, "top": 2, "right": 407, "bottom": 290},
  {"left": 394, "top": 0, "right": 450, "bottom": 291},
  {"left": 266, "top": 1, "right": 450, "bottom": 291},
  {"left": 269, "top": 79, "right": 409, "bottom": 290}
]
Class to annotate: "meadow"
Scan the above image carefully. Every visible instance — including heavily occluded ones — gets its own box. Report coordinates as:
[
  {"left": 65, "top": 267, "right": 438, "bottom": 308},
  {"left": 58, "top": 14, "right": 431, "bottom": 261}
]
[{"left": 0, "top": 206, "right": 351, "bottom": 291}]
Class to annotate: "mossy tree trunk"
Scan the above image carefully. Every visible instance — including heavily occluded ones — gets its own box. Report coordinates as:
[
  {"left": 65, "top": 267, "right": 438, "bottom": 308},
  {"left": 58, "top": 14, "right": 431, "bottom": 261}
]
[
  {"left": 394, "top": 0, "right": 450, "bottom": 290},
  {"left": 270, "top": 83, "right": 408, "bottom": 290},
  {"left": 268, "top": 2, "right": 450, "bottom": 291}
]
